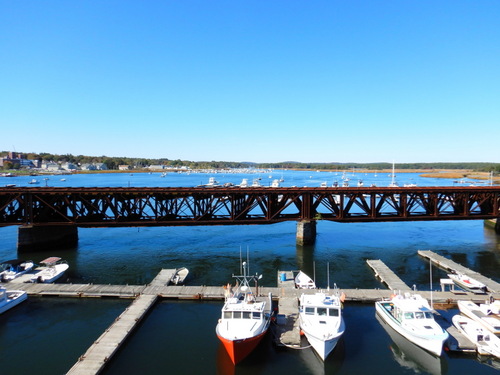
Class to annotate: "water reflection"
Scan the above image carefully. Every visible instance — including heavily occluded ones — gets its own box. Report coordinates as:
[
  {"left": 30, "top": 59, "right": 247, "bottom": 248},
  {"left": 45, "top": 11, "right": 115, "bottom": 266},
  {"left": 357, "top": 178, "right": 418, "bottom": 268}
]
[
  {"left": 296, "top": 336, "right": 345, "bottom": 375},
  {"left": 375, "top": 314, "right": 448, "bottom": 375}
]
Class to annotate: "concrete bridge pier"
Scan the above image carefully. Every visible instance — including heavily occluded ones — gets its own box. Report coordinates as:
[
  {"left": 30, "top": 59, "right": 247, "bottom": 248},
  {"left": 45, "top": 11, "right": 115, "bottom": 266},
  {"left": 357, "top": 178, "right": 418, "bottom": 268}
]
[
  {"left": 296, "top": 220, "right": 316, "bottom": 246},
  {"left": 18, "top": 225, "right": 78, "bottom": 253},
  {"left": 485, "top": 219, "right": 500, "bottom": 234}
]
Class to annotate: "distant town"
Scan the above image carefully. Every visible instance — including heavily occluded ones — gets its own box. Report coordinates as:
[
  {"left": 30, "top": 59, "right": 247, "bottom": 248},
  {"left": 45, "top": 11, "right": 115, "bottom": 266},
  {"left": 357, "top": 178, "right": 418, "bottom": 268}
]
[{"left": 1, "top": 151, "right": 499, "bottom": 175}]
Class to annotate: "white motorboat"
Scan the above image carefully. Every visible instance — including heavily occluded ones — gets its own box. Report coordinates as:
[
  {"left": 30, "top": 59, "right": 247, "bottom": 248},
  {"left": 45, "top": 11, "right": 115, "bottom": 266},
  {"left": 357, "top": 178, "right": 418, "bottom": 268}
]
[
  {"left": 0, "top": 286, "right": 28, "bottom": 314},
  {"left": 298, "top": 288, "right": 346, "bottom": 360},
  {"left": 216, "top": 260, "right": 273, "bottom": 364},
  {"left": 457, "top": 300, "right": 500, "bottom": 335},
  {"left": 0, "top": 259, "right": 34, "bottom": 282},
  {"left": 170, "top": 267, "right": 189, "bottom": 285},
  {"left": 30, "top": 257, "right": 69, "bottom": 283},
  {"left": 375, "top": 293, "right": 449, "bottom": 357},
  {"left": 295, "top": 270, "right": 316, "bottom": 289},
  {"left": 453, "top": 314, "right": 500, "bottom": 357},
  {"left": 198, "top": 177, "right": 220, "bottom": 187},
  {"left": 447, "top": 272, "right": 487, "bottom": 293}
]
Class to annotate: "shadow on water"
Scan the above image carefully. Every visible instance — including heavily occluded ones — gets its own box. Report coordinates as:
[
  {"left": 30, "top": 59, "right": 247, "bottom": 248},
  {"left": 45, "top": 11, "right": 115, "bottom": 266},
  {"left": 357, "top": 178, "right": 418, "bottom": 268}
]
[{"left": 375, "top": 313, "right": 448, "bottom": 375}]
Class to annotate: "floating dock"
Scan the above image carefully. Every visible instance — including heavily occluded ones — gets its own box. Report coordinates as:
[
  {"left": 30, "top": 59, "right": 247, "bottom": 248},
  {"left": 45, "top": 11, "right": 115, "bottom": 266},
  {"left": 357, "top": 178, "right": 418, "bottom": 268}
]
[
  {"left": 65, "top": 270, "right": 174, "bottom": 374},
  {"left": 366, "top": 259, "right": 411, "bottom": 291},
  {"left": 274, "top": 270, "right": 301, "bottom": 348},
  {"left": 418, "top": 250, "right": 500, "bottom": 293}
]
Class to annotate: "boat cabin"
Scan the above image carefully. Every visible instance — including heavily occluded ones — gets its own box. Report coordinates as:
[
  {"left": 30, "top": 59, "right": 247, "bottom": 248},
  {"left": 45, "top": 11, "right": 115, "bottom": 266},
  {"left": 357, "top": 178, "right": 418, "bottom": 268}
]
[{"left": 389, "top": 303, "right": 434, "bottom": 323}]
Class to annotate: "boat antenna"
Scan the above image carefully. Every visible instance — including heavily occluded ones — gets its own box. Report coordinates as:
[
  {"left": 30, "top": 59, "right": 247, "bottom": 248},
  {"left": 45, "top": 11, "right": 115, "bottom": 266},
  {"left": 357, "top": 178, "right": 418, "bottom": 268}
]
[
  {"left": 313, "top": 261, "right": 316, "bottom": 286},
  {"left": 430, "top": 259, "right": 433, "bottom": 309},
  {"left": 239, "top": 246, "right": 243, "bottom": 275},
  {"left": 327, "top": 262, "right": 330, "bottom": 290}
]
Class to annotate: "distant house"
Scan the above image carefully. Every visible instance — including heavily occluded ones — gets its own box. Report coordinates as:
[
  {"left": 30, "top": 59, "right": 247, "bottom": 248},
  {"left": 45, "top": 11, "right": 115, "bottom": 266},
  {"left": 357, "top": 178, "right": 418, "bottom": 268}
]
[
  {"left": 41, "top": 161, "right": 60, "bottom": 171},
  {"left": 118, "top": 165, "right": 131, "bottom": 171},
  {"left": 94, "top": 163, "right": 108, "bottom": 170},
  {"left": 148, "top": 165, "right": 165, "bottom": 170},
  {"left": 61, "top": 162, "right": 78, "bottom": 171},
  {"left": 80, "top": 164, "right": 96, "bottom": 171}
]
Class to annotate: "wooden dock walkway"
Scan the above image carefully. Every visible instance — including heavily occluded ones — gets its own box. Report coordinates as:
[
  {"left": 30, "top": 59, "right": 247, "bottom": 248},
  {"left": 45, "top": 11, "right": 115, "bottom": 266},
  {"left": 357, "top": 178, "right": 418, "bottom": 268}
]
[
  {"left": 366, "top": 259, "right": 411, "bottom": 291},
  {"left": 66, "top": 293, "right": 158, "bottom": 375},
  {"left": 66, "top": 271, "right": 173, "bottom": 375},
  {"left": 418, "top": 250, "right": 500, "bottom": 293}
]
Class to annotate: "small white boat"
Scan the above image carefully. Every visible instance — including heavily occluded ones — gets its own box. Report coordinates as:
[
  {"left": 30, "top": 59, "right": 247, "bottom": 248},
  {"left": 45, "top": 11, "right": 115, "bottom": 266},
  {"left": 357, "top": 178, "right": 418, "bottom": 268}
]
[
  {"left": 458, "top": 300, "right": 500, "bottom": 335},
  {"left": 170, "top": 267, "right": 189, "bottom": 285},
  {"left": 453, "top": 314, "right": 500, "bottom": 357},
  {"left": 238, "top": 178, "right": 249, "bottom": 187},
  {"left": 30, "top": 257, "right": 69, "bottom": 283},
  {"left": 0, "top": 286, "right": 28, "bottom": 314},
  {"left": 216, "top": 260, "right": 273, "bottom": 364},
  {"left": 448, "top": 272, "right": 487, "bottom": 293},
  {"left": 375, "top": 293, "right": 449, "bottom": 357},
  {"left": 197, "top": 177, "right": 220, "bottom": 187},
  {"left": 295, "top": 270, "right": 316, "bottom": 289},
  {"left": 0, "top": 259, "right": 34, "bottom": 282},
  {"left": 28, "top": 178, "right": 39, "bottom": 184},
  {"left": 299, "top": 288, "right": 346, "bottom": 360}
]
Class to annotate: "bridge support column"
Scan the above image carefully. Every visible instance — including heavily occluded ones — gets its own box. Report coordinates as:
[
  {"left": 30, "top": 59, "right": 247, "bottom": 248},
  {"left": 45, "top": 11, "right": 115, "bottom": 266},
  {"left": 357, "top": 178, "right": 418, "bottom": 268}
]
[
  {"left": 484, "top": 219, "right": 500, "bottom": 234},
  {"left": 296, "top": 220, "right": 316, "bottom": 246},
  {"left": 18, "top": 225, "right": 78, "bottom": 253}
]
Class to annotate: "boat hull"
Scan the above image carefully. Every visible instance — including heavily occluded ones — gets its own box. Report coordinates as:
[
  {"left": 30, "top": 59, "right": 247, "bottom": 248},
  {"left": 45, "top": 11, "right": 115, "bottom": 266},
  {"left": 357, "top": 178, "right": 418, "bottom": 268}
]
[
  {"left": 375, "top": 302, "right": 447, "bottom": 357},
  {"left": 0, "top": 291, "right": 28, "bottom": 314},
  {"left": 302, "top": 320, "right": 345, "bottom": 360},
  {"left": 458, "top": 300, "right": 500, "bottom": 335},
  {"left": 216, "top": 328, "right": 267, "bottom": 364},
  {"left": 453, "top": 314, "right": 500, "bottom": 358}
]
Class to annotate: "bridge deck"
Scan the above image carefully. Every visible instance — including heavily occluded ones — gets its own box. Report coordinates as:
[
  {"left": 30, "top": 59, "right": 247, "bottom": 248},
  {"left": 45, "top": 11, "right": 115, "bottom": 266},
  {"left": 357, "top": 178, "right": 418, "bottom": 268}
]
[{"left": 418, "top": 250, "right": 500, "bottom": 293}]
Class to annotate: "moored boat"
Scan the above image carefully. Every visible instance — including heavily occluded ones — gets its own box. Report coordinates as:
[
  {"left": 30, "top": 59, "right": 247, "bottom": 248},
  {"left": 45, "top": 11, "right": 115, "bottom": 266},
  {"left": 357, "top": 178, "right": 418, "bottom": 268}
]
[
  {"left": 299, "top": 288, "right": 346, "bottom": 360},
  {"left": 375, "top": 292, "right": 448, "bottom": 357},
  {"left": 0, "top": 259, "right": 34, "bottom": 282},
  {"left": 457, "top": 300, "right": 500, "bottom": 335},
  {"left": 453, "top": 314, "right": 500, "bottom": 357},
  {"left": 295, "top": 270, "right": 316, "bottom": 289},
  {"left": 0, "top": 286, "right": 28, "bottom": 314},
  {"left": 170, "top": 267, "right": 189, "bottom": 285},
  {"left": 30, "top": 257, "right": 69, "bottom": 283},
  {"left": 447, "top": 272, "right": 487, "bottom": 293},
  {"left": 215, "top": 260, "right": 273, "bottom": 364}
]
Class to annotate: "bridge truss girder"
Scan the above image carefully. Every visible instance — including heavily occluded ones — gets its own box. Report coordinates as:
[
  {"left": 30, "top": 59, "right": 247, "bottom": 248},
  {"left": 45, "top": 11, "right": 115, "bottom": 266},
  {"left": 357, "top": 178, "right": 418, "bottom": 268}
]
[{"left": 0, "top": 187, "right": 499, "bottom": 227}]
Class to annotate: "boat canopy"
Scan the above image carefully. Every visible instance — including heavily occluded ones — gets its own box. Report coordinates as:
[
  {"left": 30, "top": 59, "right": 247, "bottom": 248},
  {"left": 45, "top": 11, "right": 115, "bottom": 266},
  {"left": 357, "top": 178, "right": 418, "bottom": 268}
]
[
  {"left": 0, "top": 259, "right": 26, "bottom": 268},
  {"left": 40, "top": 257, "right": 61, "bottom": 265}
]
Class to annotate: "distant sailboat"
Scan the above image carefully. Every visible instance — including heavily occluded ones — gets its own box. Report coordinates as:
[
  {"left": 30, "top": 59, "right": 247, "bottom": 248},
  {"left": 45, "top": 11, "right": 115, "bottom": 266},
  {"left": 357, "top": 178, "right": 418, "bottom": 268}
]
[{"left": 388, "top": 161, "right": 398, "bottom": 187}]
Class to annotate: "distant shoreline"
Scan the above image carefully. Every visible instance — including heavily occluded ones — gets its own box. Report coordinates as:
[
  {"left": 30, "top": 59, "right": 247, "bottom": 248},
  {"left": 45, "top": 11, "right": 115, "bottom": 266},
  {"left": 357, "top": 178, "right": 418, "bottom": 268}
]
[{"left": 1, "top": 168, "right": 498, "bottom": 183}]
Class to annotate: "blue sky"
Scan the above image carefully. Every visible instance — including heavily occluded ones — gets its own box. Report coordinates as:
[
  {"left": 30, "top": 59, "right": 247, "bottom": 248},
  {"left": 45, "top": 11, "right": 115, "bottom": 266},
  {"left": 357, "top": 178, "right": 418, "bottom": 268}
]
[{"left": 1, "top": 1, "right": 499, "bottom": 163}]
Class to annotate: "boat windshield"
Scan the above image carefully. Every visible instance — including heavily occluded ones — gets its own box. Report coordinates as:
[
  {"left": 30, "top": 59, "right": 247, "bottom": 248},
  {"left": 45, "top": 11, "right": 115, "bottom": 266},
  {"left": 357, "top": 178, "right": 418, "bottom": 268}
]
[
  {"left": 304, "top": 306, "right": 339, "bottom": 317},
  {"left": 404, "top": 311, "right": 433, "bottom": 319},
  {"left": 223, "top": 311, "right": 262, "bottom": 319}
]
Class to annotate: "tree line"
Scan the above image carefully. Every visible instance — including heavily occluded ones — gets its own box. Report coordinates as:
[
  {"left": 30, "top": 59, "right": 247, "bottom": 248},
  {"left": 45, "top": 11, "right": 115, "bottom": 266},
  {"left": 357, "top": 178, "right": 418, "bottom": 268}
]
[{"left": 1, "top": 151, "right": 499, "bottom": 172}]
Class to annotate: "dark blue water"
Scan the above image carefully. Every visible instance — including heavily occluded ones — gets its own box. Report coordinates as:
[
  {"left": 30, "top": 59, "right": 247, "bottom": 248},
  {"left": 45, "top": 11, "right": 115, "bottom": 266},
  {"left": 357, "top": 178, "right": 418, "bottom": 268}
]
[{"left": 1, "top": 171, "right": 499, "bottom": 374}]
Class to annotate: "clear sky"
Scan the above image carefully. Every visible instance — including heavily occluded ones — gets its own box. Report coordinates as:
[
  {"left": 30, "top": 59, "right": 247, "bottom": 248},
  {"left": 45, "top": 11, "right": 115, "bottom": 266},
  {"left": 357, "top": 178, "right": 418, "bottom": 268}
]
[{"left": 1, "top": 1, "right": 499, "bottom": 164}]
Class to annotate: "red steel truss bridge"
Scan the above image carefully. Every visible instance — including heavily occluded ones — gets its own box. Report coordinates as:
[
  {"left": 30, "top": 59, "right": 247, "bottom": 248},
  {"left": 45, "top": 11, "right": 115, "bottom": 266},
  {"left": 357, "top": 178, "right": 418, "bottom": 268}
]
[{"left": 0, "top": 186, "right": 499, "bottom": 227}]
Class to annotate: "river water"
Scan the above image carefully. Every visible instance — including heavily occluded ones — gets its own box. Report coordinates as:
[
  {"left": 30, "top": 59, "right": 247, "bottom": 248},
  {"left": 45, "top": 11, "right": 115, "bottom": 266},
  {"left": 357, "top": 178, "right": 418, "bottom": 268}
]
[{"left": 0, "top": 170, "right": 499, "bottom": 374}]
